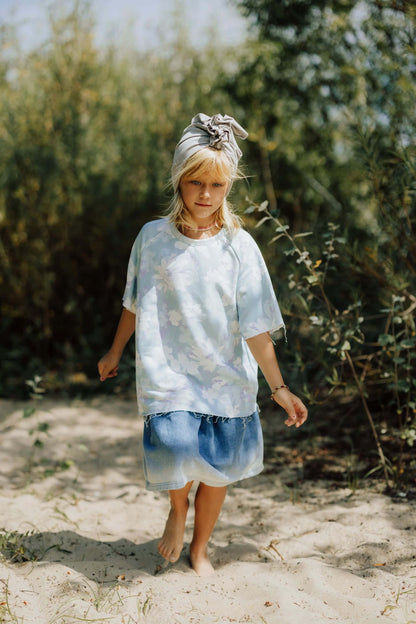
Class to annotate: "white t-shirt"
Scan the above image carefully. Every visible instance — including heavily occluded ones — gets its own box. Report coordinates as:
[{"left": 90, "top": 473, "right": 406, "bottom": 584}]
[{"left": 123, "top": 219, "right": 284, "bottom": 418}]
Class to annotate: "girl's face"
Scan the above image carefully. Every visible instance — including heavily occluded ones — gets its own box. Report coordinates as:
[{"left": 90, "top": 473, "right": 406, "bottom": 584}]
[{"left": 179, "top": 172, "right": 228, "bottom": 225}]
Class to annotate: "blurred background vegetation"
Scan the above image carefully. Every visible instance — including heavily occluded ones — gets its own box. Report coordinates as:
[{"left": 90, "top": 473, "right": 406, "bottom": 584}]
[{"left": 0, "top": 0, "right": 415, "bottom": 485}]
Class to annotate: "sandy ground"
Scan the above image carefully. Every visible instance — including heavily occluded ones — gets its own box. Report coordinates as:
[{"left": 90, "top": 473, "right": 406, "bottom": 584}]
[{"left": 0, "top": 397, "right": 415, "bottom": 624}]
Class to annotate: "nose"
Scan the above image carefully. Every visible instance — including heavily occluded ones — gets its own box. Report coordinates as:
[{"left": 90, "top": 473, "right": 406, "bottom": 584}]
[{"left": 199, "top": 184, "right": 210, "bottom": 197}]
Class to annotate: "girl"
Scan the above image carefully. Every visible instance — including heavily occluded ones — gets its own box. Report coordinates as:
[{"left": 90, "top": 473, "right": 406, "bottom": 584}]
[{"left": 98, "top": 113, "right": 308, "bottom": 577}]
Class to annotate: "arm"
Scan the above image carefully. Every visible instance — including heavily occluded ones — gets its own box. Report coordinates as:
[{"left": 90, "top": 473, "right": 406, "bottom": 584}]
[
  {"left": 246, "top": 332, "right": 308, "bottom": 428},
  {"left": 97, "top": 308, "right": 136, "bottom": 382}
]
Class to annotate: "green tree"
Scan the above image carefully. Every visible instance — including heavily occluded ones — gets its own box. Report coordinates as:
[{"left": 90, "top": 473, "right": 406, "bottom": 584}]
[
  {"left": 230, "top": 0, "right": 416, "bottom": 483},
  {"left": 0, "top": 2, "right": 234, "bottom": 395}
]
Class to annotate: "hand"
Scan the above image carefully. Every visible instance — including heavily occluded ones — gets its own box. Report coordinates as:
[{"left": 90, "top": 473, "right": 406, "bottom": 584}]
[
  {"left": 97, "top": 350, "right": 120, "bottom": 382},
  {"left": 272, "top": 388, "right": 308, "bottom": 428}
]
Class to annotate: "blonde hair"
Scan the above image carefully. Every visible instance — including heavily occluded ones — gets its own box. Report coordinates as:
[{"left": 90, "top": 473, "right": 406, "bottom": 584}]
[{"left": 167, "top": 147, "right": 243, "bottom": 234}]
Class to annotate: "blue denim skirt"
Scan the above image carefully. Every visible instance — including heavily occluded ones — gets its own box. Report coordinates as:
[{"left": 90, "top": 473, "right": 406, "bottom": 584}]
[{"left": 142, "top": 410, "right": 263, "bottom": 491}]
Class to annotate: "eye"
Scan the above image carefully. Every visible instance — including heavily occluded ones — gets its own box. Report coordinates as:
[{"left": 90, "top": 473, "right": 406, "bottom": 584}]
[
  {"left": 213, "top": 182, "right": 224, "bottom": 187},
  {"left": 190, "top": 180, "right": 201, "bottom": 186}
]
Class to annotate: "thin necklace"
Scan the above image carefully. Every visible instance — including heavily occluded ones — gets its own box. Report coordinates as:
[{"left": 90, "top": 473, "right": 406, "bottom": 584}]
[{"left": 182, "top": 222, "right": 218, "bottom": 232}]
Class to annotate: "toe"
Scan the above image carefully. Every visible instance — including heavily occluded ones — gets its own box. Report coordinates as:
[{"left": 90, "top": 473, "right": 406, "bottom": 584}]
[
  {"left": 157, "top": 541, "right": 166, "bottom": 557},
  {"left": 169, "top": 546, "right": 181, "bottom": 562}
]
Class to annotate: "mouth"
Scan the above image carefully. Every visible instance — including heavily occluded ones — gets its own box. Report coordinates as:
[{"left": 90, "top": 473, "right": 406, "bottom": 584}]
[{"left": 195, "top": 203, "right": 212, "bottom": 207}]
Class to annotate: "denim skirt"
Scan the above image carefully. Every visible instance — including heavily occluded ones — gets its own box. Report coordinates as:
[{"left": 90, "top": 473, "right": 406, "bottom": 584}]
[{"left": 142, "top": 410, "right": 263, "bottom": 491}]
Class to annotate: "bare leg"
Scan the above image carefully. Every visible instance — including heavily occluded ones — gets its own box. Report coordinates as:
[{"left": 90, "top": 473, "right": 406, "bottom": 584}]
[
  {"left": 157, "top": 481, "right": 193, "bottom": 563},
  {"left": 190, "top": 483, "right": 227, "bottom": 576}
]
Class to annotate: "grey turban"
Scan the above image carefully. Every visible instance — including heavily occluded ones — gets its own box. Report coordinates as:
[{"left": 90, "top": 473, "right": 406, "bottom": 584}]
[{"left": 172, "top": 113, "right": 248, "bottom": 180}]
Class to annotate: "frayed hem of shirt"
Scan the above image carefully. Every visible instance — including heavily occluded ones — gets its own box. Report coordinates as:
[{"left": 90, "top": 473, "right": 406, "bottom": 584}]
[{"left": 270, "top": 323, "right": 286, "bottom": 344}]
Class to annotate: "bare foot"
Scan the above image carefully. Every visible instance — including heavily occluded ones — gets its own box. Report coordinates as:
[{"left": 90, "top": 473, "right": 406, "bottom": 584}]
[
  {"left": 157, "top": 502, "right": 189, "bottom": 563},
  {"left": 189, "top": 545, "right": 215, "bottom": 577}
]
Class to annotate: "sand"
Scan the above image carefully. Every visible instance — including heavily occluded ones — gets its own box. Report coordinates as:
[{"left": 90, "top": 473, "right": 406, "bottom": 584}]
[{"left": 0, "top": 397, "right": 415, "bottom": 624}]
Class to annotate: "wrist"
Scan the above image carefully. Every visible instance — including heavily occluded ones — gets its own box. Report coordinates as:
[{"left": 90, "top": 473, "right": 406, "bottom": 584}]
[
  {"left": 109, "top": 343, "right": 124, "bottom": 360},
  {"left": 270, "top": 384, "right": 290, "bottom": 401}
]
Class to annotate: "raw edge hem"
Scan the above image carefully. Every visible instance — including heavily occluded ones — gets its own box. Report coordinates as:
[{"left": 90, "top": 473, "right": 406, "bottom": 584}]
[{"left": 144, "top": 464, "right": 264, "bottom": 492}]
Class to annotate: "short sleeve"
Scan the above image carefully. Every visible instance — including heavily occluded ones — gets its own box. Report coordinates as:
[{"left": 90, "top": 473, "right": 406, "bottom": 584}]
[
  {"left": 122, "top": 234, "right": 141, "bottom": 313},
  {"left": 235, "top": 233, "right": 285, "bottom": 342}
]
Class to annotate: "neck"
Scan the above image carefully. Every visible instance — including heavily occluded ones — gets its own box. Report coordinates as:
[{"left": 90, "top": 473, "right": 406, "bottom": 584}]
[{"left": 182, "top": 221, "right": 217, "bottom": 232}]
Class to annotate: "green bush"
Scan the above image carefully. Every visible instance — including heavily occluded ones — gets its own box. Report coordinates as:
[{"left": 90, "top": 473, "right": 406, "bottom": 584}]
[{"left": 0, "top": 4, "right": 234, "bottom": 396}]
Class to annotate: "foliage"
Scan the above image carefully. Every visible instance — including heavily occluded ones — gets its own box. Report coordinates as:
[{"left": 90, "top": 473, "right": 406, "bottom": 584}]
[
  {"left": 236, "top": 0, "right": 416, "bottom": 483},
  {"left": 247, "top": 194, "right": 415, "bottom": 485},
  {"left": 0, "top": 529, "right": 38, "bottom": 563},
  {"left": 1, "top": 0, "right": 415, "bottom": 484},
  {"left": 0, "top": 3, "right": 234, "bottom": 396}
]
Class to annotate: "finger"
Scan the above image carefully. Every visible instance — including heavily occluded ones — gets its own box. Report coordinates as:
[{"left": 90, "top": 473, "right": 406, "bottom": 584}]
[
  {"left": 99, "top": 367, "right": 111, "bottom": 381},
  {"left": 295, "top": 406, "right": 308, "bottom": 427},
  {"left": 101, "top": 367, "right": 118, "bottom": 381},
  {"left": 284, "top": 413, "right": 297, "bottom": 427}
]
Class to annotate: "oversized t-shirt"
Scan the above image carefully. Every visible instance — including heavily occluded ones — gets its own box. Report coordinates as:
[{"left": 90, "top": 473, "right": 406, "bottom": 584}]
[{"left": 123, "top": 218, "right": 284, "bottom": 418}]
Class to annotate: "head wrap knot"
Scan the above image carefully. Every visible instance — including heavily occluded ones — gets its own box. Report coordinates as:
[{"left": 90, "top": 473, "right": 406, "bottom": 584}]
[{"left": 172, "top": 113, "right": 248, "bottom": 181}]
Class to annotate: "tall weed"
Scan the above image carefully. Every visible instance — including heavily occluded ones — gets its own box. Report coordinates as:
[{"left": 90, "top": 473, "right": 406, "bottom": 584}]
[{"left": 249, "top": 132, "right": 415, "bottom": 486}]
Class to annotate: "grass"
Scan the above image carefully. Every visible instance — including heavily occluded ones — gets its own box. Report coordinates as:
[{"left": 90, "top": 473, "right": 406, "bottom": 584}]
[
  {"left": 21, "top": 401, "right": 75, "bottom": 482},
  {"left": 0, "top": 530, "right": 38, "bottom": 564},
  {"left": 0, "top": 579, "right": 24, "bottom": 624},
  {"left": 381, "top": 580, "right": 416, "bottom": 622},
  {"left": 47, "top": 582, "right": 154, "bottom": 624}
]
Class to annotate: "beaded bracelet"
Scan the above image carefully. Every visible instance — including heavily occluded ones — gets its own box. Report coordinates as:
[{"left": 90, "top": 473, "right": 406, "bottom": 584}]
[{"left": 270, "top": 384, "right": 290, "bottom": 400}]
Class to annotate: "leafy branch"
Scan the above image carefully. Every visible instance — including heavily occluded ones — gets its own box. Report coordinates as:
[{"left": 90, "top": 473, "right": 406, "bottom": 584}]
[{"left": 246, "top": 199, "right": 392, "bottom": 486}]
